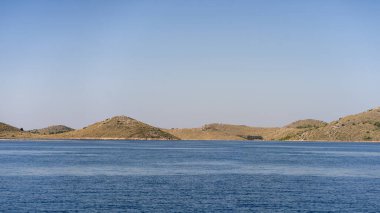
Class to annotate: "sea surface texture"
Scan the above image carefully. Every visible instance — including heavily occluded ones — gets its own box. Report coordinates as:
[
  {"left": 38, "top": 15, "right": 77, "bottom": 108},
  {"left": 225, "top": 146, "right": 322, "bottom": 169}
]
[{"left": 0, "top": 140, "right": 380, "bottom": 212}]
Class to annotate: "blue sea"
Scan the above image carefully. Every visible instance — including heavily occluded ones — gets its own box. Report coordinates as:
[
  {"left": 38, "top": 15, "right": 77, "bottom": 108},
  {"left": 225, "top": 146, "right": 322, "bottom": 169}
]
[{"left": 0, "top": 140, "right": 380, "bottom": 212}]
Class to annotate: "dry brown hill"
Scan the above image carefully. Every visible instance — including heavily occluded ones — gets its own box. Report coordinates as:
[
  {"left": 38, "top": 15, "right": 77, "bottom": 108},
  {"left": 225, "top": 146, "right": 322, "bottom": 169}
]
[
  {"left": 29, "top": 125, "right": 74, "bottom": 135},
  {"left": 55, "top": 116, "right": 179, "bottom": 140},
  {"left": 293, "top": 107, "right": 380, "bottom": 141}
]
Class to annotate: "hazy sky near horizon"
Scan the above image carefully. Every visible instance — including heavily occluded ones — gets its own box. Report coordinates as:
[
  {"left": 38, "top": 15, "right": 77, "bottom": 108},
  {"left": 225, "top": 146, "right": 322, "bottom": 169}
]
[{"left": 1, "top": 0, "right": 380, "bottom": 129}]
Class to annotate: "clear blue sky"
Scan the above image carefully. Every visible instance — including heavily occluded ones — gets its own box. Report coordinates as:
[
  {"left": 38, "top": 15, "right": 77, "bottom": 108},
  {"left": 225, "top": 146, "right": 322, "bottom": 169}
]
[{"left": 1, "top": 0, "right": 379, "bottom": 129}]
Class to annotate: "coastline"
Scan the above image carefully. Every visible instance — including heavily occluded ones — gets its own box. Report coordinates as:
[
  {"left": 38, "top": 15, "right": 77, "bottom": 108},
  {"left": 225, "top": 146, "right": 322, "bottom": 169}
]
[{"left": 1, "top": 138, "right": 380, "bottom": 143}]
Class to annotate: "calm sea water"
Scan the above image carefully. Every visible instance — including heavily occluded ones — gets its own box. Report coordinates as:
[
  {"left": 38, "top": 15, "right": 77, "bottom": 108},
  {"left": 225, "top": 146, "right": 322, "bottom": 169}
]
[{"left": 0, "top": 140, "right": 380, "bottom": 212}]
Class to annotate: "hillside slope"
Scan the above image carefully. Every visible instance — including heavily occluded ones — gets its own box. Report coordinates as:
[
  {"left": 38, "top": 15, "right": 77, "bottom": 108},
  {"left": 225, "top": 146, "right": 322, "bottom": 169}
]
[
  {"left": 55, "top": 116, "right": 179, "bottom": 140},
  {"left": 293, "top": 107, "right": 380, "bottom": 141},
  {"left": 0, "top": 122, "right": 20, "bottom": 132}
]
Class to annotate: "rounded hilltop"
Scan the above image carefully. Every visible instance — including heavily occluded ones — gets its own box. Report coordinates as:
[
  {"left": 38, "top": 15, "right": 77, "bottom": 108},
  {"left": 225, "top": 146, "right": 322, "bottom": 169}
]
[
  {"left": 29, "top": 125, "right": 74, "bottom": 135},
  {"left": 59, "top": 115, "right": 179, "bottom": 140},
  {"left": 285, "top": 119, "right": 327, "bottom": 129}
]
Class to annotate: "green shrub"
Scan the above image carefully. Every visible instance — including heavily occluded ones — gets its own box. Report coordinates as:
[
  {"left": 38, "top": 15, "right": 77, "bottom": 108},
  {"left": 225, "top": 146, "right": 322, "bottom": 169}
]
[
  {"left": 239, "top": 135, "right": 264, "bottom": 140},
  {"left": 279, "top": 135, "right": 293, "bottom": 141},
  {"left": 296, "top": 125, "right": 314, "bottom": 129}
]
